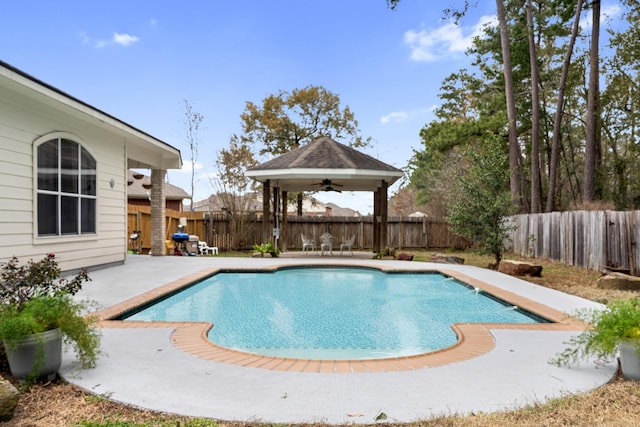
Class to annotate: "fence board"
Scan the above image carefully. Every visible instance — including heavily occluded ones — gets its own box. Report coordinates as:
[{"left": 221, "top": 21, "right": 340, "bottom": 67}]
[
  {"left": 507, "top": 210, "right": 640, "bottom": 276},
  {"left": 127, "top": 207, "right": 468, "bottom": 253}
]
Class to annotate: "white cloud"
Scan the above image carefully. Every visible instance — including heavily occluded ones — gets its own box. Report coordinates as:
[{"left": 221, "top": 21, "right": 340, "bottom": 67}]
[
  {"left": 380, "top": 105, "right": 437, "bottom": 124},
  {"left": 380, "top": 111, "right": 409, "bottom": 124},
  {"left": 79, "top": 31, "right": 140, "bottom": 48},
  {"left": 113, "top": 33, "right": 139, "bottom": 46},
  {"left": 404, "top": 15, "right": 496, "bottom": 62}
]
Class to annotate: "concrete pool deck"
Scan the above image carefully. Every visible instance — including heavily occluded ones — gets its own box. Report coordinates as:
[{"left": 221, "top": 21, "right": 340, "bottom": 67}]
[{"left": 60, "top": 254, "right": 617, "bottom": 425}]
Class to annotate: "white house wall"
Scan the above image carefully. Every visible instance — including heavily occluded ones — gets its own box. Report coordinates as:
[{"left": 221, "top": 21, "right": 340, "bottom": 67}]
[{"left": 0, "top": 84, "right": 128, "bottom": 271}]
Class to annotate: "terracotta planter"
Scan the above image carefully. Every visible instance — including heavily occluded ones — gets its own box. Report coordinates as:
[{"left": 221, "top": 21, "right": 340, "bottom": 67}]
[
  {"left": 619, "top": 340, "right": 640, "bottom": 380},
  {"left": 3, "top": 328, "right": 62, "bottom": 381}
]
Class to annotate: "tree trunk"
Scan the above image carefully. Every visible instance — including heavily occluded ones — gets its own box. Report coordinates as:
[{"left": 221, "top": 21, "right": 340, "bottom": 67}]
[
  {"left": 296, "top": 193, "right": 303, "bottom": 216},
  {"left": 496, "top": 0, "right": 521, "bottom": 211},
  {"left": 526, "top": 0, "right": 542, "bottom": 213},
  {"left": 583, "top": 0, "right": 601, "bottom": 204},
  {"left": 546, "top": 0, "right": 582, "bottom": 212}
]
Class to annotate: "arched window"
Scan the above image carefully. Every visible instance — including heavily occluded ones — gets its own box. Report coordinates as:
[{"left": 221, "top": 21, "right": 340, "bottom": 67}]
[{"left": 37, "top": 137, "right": 96, "bottom": 236}]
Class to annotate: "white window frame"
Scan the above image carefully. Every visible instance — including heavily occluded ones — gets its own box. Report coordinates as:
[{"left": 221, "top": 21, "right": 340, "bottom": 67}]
[{"left": 33, "top": 133, "right": 97, "bottom": 239}]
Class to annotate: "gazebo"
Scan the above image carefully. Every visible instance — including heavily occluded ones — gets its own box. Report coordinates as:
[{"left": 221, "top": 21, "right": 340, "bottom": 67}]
[{"left": 245, "top": 137, "right": 403, "bottom": 252}]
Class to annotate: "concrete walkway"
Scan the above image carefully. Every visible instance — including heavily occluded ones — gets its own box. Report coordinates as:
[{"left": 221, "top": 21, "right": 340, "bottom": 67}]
[{"left": 60, "top": 254, "right": 617, "bottom": 425}]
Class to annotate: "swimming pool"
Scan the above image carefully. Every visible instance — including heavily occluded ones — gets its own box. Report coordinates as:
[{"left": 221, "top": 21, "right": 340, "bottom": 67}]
[{"left": 124, "top": 266, "right": 548, "bottom": 360}]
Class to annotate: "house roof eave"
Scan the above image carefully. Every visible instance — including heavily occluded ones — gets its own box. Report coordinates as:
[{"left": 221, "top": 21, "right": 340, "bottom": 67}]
[{"left": 1, "top": 60, "right": 182, "bottom": 170}]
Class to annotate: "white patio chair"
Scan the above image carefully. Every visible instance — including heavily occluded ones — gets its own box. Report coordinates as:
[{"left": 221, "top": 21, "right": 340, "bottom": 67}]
[
  {"left": 320, "top": 232, "right": 334, "bottom": 256},
  {"left": 198, "top": 241, "right": 218, "bottom": 255},
  {"left": 340, "top": 235, "right": 355, "bottom": 256},
  {"left": 301, "top": 234, "right": 317, "bottom": 253}
]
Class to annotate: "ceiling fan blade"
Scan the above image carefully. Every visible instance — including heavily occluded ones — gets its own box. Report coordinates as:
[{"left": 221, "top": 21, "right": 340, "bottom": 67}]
[
  {"left": 325, "top": 186, "right": 342, "bottom": 193},
  {"left": 313, "top": 179, "right": 343, "bottom": 187}
]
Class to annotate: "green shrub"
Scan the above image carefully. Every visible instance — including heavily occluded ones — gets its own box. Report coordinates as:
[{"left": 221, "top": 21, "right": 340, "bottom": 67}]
[{"left": 551, "top": 298, "right": 640, "bottom": 366}]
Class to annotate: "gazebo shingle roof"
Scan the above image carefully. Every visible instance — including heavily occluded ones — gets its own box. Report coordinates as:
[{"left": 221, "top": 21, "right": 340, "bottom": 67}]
[
  {"left": 245, "top": 137, "right": 403, "bottom": 192},
  {"left": 251, "top": 136, "right": 401, "bottom": 172},
  {"left": 246, "top": 137, "right": 397, "bottom": 250}
]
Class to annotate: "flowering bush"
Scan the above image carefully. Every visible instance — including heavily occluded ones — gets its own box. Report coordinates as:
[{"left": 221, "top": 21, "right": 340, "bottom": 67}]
[{"left": 0, "top": 254, "right": 89, "bottom": 309}]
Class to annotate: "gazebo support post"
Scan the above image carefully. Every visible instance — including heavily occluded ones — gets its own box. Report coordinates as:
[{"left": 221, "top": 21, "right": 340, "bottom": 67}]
[
  {"left": 372, "top": 180, "right": 389, "bottom": 253},
  {"left": 373, "top": 188, "right": 380, "bottom": 253},
  {"left": 272, "top": 185, "right": 280, "bottom": 250},
  {"left": 281, "top": 190, "right": 288, "bottom": 252},
  {"left": 262, "top": 180, "right": 271, "bottom": 243},
  {"left": 380, "top": 180, "right": 389, "bottom": 250}
]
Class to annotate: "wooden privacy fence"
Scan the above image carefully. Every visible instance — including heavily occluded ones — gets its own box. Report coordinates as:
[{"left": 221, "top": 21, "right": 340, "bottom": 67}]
[
  {"left": 281, "top": 216, "right": 467, "bottom": 251},
  {"left": 506, "top": 210, "right": 640, "bottom": 276},
  {"left": 127, "top": 206, "right": 468, "bottom": 253}
]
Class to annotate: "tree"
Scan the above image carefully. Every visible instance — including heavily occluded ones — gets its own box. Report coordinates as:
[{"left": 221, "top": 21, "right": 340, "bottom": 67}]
[
  {"left": 495, "top": 0, "right": 522, "bottom": 211},
  {"left": 599, "top": 0, "right": 640, "bottom": 208},
  {"left": 526, "top": 0, "right": 542, "bottom": 213},
  {"left": 407, "top": 62, "right": 513, "bottom": 216},
  {"left": 183, "top": 100, "right": 203, "bottom": 207},
  {"left": 216, "top": 135, "right": 258, "bottom": 195},
  {"left": 447, "top": 134, "right": 514, "bottom": 267},
  {"left": 583, "top": 0, "right": 601, "bottom": 203},
  {"left": 239, "top": 85, "right": 370, "bottom": 157},
  {"left": 390, "top": 0, "right": 525, "bottom": 210},
  {"left": 210, "top": 135, "right": 260, "bottom": 250},
  {"left": 393, "top": 0, "right": 640, "bottom": 214},
  {"left": 239, "top": 85, "right": 370, "bottom": 215},
  {"left": 546, "top": 0, "right": 583, "bottom": 212}
]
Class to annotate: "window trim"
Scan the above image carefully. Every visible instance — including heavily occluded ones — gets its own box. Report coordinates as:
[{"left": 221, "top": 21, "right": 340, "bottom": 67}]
[{"left": 33, "top": 132, "right": 98, "bottom": 240}]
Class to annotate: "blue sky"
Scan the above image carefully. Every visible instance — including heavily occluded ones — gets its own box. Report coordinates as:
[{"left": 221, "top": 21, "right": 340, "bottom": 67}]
[{"left": 0, "top": 1, "right": 620, "bottom": 214}]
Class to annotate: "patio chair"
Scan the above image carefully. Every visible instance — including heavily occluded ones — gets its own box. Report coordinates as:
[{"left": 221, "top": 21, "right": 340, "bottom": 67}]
[
  {"left": 301, "top": 233, "right": 317, "bottom": 253},
  {"left": 198, "top": 241, "right": 218, "bottom": 255},
  {"left": 340, "top": 235, "right": 355, "bottom": 256},
  {"left": 320, "top": 232, "right": 334, "bottom": 256}
]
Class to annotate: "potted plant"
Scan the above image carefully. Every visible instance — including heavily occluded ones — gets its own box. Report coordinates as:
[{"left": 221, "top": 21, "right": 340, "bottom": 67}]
[
  {"left": 551, "top": 298, "right": 640, "bottom": 380},
  {"left": 0, "top": 254, "right": 101, "bottom": 381},
  {"left": 253, "top": 242, "right": 279, "bottom": 258}
]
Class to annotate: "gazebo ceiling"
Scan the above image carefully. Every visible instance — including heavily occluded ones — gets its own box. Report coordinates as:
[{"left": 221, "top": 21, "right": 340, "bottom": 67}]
[{"left": 245, "top": 137, "right": 403, "bottom": 192}]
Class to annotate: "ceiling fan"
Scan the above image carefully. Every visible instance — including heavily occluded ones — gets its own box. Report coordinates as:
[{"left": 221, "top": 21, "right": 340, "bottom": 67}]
[{"left": 312, "top": 178, "right": 343, "bottom": 193}]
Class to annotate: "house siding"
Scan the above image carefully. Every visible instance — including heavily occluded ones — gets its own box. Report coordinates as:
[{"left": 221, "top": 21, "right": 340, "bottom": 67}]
[{"left": 0, "top": 81, "right": 128, "bottom": 271}]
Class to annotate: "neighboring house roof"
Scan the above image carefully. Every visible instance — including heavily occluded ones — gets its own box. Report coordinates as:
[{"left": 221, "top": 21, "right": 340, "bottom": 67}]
[
  {"left": 191, "top": 193, "right": 260, "bottom": 212},
  {"left": 191, "top": 195, "right": 226, "bottom": 212},
  {"left": 127, "top": 170, "right": 190, "bottom": 200},
  {"left": 192, "top": 193, "right": 356, "bottom": 216},
  {"left": 245, "top": 137, "right": 403, "bottom": 192},
  {"left": 294, "top": 196, "right": 327, "bottom": 215},
  {"left": 326, "top": 203, "right": 360, "bottom": 217},
  {"left": 0, "top": 60, "right": 181, "bottom": 170}
]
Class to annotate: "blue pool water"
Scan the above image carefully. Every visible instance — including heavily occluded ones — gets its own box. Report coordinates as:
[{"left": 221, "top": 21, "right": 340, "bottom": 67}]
[{"left": 125, "top": 267, "right": 546, "bottom": 359}]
